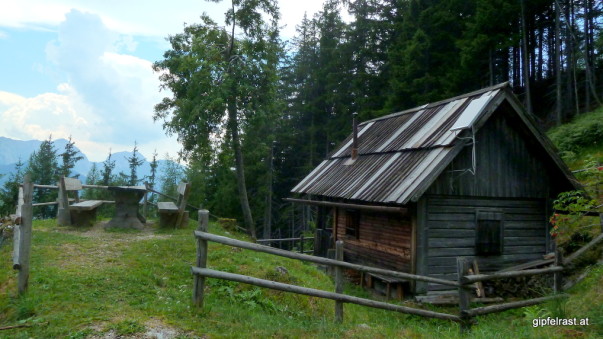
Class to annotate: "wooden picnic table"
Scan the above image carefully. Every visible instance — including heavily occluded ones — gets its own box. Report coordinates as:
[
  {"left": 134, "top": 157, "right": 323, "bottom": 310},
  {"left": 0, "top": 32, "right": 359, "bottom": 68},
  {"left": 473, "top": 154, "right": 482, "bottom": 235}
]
[{"left": 105, "top": 186, "right": 147, "bottom": 229}]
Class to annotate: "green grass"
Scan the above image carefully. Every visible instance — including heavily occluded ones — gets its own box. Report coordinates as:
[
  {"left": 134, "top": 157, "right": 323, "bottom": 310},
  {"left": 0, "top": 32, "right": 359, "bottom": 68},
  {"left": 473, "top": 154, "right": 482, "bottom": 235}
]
[
  {"left": 0, "top": 108, "right": 601, "bottom": 338},
  {"left": 548, "top": 106, "right": 603, "bottom": 156},
  {"left": 0, "top": 218, "right": 601, "bottom": 338}
]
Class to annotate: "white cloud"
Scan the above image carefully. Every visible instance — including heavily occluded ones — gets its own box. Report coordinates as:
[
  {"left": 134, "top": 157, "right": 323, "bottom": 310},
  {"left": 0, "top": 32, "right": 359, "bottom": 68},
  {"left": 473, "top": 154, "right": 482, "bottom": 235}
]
[
  {"left": 0, "top": 88, "right": 96, "bottom": 142},
  {"left": 45, "top": 10, "right": 173, "bottom": 144},
  {"left": 0, "top": 0, "right": 330, "bottom": 39},
  {"left": 0, "top": 87, "right": 179, "bottom": 162},
  {"left": 0, "top": 1, "right": 338, "bottom": 162}
]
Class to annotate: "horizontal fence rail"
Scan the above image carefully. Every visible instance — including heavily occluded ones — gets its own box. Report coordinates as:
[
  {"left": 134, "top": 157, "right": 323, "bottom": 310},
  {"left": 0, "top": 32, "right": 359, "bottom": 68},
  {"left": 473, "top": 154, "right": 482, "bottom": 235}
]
[
  {"left": 194, "top": 231, "right": 460, "bottom": 288},
  {"left": 191, "top": 267, "right": 461, "bottom": 322},
  {"left": 257, "top": 237, "right": 315, "bottom": 243},
  {"left": 462, "top": 266, "right": 564, "bottom": 283},
  {"left": 192, "top": 208, "right": 603, "bottom": 334},
  {"left": 563, "top": 233, "right": 603, "bottom": 266},
  {"left": 465, "top": 294, "right": 569, "bottom": 317}
]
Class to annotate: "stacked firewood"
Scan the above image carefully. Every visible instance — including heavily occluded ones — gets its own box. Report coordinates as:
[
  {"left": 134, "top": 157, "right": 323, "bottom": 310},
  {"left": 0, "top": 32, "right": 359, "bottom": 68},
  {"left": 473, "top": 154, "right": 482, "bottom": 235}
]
[{"left": 483, "top": 274, "right": 553, "bottom": 299}]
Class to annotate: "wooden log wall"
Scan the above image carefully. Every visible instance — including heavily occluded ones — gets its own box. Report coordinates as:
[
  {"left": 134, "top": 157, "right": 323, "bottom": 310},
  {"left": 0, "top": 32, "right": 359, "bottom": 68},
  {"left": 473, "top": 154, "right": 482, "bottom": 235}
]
[
  {"left": 335, "top": 209, "right": 412, "bottom": 272},
  {"left": 424, "top": 196, "right": 547, "bottom": 292}
]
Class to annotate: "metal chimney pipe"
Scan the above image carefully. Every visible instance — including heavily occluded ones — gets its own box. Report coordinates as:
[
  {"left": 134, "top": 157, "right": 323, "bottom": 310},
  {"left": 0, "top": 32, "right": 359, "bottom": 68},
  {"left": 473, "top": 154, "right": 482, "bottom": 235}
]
[{"left": 352, "top": 112, "right": 358, "bottom": 160}]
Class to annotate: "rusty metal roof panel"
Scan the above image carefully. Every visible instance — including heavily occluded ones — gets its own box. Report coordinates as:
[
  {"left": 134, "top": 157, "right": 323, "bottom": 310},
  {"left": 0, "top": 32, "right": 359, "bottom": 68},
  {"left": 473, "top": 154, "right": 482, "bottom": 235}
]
[
  {"left": 330, "top": 90, "right": 500, "bottom": 158},
  {"left": 295, "top": 148, "right": 453, "bottom": 203},
  {"left": 292, "top": 83, "right": 509, "bottom": 204}
]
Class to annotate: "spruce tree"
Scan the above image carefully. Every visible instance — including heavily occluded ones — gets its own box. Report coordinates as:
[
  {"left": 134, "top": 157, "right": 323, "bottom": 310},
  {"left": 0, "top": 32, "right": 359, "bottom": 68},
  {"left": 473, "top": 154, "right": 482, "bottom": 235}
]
[
  {"left": 59, "top": 136, "right": 84, "bottom": 178},
  {"left": 101, "top": 150, "right": 116, "bottom": 186},
  {"left": 127, "top": 142, "right": 144, "bottom": 186},
  {"left": 26, "top": 135, "right": 59, "bottom": 218}
]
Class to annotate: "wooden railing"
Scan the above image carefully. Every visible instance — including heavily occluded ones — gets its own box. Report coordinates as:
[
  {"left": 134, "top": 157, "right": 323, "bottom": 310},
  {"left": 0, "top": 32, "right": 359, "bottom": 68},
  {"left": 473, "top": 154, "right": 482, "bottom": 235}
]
[
  {"left": 192, "top": 208, "right": 462, "bottom": 324},
  {"left": 191, "top": 208, "right": 603, "bottom": 334},
  {"left": 256, "top": 236, "right": 314, "bottom": 254},
  {"left": 455, "top": 252, "right": 568, "bottom": 332}
]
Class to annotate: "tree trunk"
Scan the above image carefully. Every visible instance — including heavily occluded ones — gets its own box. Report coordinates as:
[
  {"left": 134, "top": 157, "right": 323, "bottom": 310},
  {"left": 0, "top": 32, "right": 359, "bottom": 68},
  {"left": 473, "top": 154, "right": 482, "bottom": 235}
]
[
  {"left": 584, "top": 0, "right": 591, "bottom": 111},
  {"left": 537, "top": 21, "right": 543, "bottom": 81},
  {"left": 263, "top": 142, "right": 274, "bottom": 239},
  {"left": 555, "top": 0, "right": 562, "bottom": 125},
  {"left": 225, "top": 0, "right": 254, "bottom": 238},
  {"left": 520, "top": 0, "right": 532, "bottom": 114},
  {"left": 489, "top": 48, "right": 494, "bottom": 86},
  {"left": 228, "top": 98, "right": 256, "bottom": 238}
]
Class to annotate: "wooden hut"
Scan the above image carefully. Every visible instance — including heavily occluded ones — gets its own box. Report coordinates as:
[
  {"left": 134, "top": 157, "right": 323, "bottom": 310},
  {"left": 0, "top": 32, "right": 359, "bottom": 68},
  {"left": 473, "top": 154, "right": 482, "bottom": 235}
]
[{"left": 289, "top": 82, "right": 579, "bottom": 294}]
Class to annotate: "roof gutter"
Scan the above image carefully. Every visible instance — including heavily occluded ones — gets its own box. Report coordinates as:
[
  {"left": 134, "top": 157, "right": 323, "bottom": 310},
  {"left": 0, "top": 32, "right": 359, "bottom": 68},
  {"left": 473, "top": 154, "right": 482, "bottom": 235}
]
[{"left": 284, "top": 197, "right": 408, "bottom": 214}]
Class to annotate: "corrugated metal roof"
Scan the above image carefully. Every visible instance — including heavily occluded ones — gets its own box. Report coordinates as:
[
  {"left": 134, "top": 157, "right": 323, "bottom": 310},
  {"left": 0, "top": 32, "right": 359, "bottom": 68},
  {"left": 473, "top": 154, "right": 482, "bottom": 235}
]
[{"left": 291, "top": 83, "right": 508, "bottom": 204}]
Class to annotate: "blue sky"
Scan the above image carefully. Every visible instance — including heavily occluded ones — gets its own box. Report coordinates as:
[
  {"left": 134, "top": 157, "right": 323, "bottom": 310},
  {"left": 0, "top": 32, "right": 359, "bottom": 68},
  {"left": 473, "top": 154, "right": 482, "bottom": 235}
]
[{"left": 0, "top": 0, "right": 328, "bottom": 161}]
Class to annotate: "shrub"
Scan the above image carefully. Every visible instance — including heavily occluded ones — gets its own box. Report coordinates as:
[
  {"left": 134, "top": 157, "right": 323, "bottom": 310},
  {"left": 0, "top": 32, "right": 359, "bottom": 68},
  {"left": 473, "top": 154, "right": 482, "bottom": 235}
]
[{"left": 548, "top": 108, "right": 603, "bottom": 154}]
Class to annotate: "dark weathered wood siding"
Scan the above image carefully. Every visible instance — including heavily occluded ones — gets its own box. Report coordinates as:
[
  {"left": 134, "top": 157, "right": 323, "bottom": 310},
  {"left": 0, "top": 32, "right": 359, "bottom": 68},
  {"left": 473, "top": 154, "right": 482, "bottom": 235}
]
[
  {"left": 426, "top": 101, "right": 573, "bottom": 198},
  {"left": 423, "top": 196, "right": 547, "bottom": 292},
  {"left": 418, "top": 104, "right": 557, "bottom": 293},
  {"left": 335, "top": 209, "right": 412, "bottom": 272}
]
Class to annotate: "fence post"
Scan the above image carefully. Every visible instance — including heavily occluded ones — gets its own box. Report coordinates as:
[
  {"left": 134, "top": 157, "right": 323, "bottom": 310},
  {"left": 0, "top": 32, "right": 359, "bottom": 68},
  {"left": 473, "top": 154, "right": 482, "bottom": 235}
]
[
  {"left": 17, "top": 174, "right": 34, "bottom": 295},
  {"left": 193, "top": 208, "right": 209, "bottom": 307},
  {"left": 57, "top": 177, "right": 71, "bottom": 226},
  {"left": 143, "top": 181, "right": 149, "bottom": 219},
  {"left": 554, "top": 247, "right": 563, "bottom": 294},
  {"left": 335, "top": 240, "right": 344, "bottom": 323},
  {"left": 300, "top": 234, "right": 304, "bottom": 254},
  {"left": 457, "top": 257, "right": 472, "bottom": 334}
]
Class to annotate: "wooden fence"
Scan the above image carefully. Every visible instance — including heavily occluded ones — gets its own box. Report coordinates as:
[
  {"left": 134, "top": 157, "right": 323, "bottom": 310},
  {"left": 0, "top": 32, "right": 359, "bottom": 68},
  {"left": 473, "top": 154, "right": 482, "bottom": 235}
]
[
  {"left": 256, "top": 236, "right": 314, "bottom": 254},
  {"left": 191, "top": 208, "right": 603, "bottom": 333}
]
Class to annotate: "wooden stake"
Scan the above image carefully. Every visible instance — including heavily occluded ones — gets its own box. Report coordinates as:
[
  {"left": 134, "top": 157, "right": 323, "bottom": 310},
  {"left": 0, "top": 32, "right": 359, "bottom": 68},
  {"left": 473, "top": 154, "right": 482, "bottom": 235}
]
[
  {"left": 335, "top": 240, "right": 344, "bottom": 323},
  {"left": 554, "top": 247, "right": 563, "bottom": 294},
  {"left": 193, "top": 208, "right": 209, "bottom": 307},
  {"left": 18, "top": 174, "right": 33, "bottom": 295},
  {"left": 457, "top": 257, "right": 473, "bottom": 334},
  {"left": 12, "top": 225, "right": 21, "bottom": 269},
  {"left": 472, "top": 260, "right": 485, "bottom": 298}
]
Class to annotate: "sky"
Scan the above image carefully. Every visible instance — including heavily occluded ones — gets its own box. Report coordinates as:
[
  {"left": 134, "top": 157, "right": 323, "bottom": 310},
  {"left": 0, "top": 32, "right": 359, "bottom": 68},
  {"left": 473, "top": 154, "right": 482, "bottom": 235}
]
[{"left": 0, "top": 0, "right": 330, "bottom": 162}]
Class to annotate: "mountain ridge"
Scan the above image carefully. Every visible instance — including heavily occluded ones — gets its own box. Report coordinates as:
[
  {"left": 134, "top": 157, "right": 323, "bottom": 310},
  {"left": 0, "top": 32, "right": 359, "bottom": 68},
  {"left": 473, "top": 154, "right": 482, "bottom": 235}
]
[{"left": 0, "top": 136, "right": 182, "bottom": 188}]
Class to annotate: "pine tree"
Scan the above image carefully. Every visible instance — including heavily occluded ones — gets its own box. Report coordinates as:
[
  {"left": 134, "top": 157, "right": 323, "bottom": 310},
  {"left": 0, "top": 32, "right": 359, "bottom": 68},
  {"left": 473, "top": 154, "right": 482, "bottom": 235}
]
[
  {"left": 59, "top": 136, "right": 84, "bottom": 178},
  {"left": 26, "top": 135, "right": 59, "bottom": 218},
  {"left": 83, "top": 163, "right": 101, "bottom": 200},
  {"left": 127, "top": 142, "right": 144, "bottom": 186},
  {"left": 101, "top": 150, "right": 116, "bottom": 186},
  {"left": 148, "top": 150, "right": 158, "bottom": 190},
  {"left": 0, "top": 158, "right": 24, "bottom": 216}
]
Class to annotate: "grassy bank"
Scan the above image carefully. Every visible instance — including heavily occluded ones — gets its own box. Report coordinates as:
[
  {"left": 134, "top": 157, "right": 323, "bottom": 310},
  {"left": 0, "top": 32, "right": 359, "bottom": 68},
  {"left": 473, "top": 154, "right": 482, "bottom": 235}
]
[
  {"left": 0, "top": 218, "right": 601, "bottom": 338},
  {"left": 0, "top": 108, "right": 601, "bottom": 338}
]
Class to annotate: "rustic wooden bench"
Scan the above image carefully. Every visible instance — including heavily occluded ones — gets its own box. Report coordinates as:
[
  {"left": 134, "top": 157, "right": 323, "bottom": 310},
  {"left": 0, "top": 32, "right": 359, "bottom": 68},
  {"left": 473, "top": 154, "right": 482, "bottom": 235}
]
[
  {"left": 58, "top": 177, "right": 104, "bottom": 227},
  {"left": 362, "top": 272, "right": 407, "bottom": 301},
  {"left": 157, "top": 182, "right": 191, "bottom": 228}
]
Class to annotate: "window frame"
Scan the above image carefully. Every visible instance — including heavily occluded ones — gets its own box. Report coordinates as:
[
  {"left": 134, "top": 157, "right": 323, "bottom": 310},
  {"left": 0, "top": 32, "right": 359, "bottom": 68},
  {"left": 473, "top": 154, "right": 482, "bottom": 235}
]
[
  {"left": 475, "top": 209, "right": 504, "bottom": 256},
  {"left": 344, "top": 209, "right": 360, "bottom": 239}
]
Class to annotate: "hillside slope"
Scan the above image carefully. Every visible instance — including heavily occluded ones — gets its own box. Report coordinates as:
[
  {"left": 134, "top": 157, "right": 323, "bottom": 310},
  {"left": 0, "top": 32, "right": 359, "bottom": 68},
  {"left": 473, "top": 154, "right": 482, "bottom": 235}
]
[
  {"left": 0, "top": 218, "right": 600, "bottom": 338},
  {"left": 0, "top": 108, "right": 601, "bottom": 338}
]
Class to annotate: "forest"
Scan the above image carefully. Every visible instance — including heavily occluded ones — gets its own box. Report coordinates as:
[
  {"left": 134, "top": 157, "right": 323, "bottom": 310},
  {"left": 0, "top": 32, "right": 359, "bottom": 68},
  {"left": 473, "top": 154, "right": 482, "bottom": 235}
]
[{"left": 150, "top": 0, "right": 603, "bottom": 240}]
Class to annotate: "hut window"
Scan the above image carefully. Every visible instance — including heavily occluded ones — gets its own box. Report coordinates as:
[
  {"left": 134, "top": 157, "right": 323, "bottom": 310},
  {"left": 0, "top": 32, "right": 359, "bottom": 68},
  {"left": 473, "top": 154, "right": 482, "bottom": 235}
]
[
  {"left": 475, "top": 211, "right": 503, "bottom": 255},
  {"left": 345, "top": 210, "right": 360, "bottom": 239}
]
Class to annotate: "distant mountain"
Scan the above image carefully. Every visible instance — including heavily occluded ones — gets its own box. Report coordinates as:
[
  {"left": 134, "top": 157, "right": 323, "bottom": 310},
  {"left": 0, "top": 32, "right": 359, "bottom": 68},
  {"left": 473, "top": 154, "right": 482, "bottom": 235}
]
[
  {"left": 0, "top": 137, "right": 183, "bottom": 190},
  {"left": 0, "top": 137, "right": 71, "bottom": 166}
]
